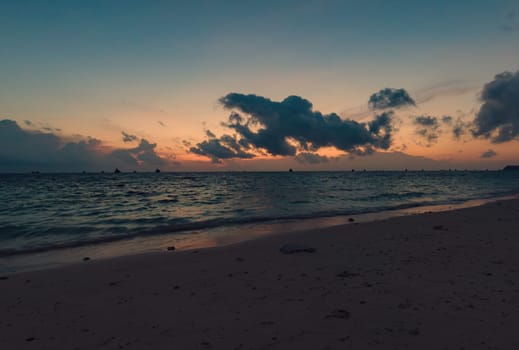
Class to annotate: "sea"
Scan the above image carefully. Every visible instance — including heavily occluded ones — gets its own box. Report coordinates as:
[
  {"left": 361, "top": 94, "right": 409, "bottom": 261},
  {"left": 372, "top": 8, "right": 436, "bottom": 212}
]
[{"left": 1, "top": 171, "right": 518, "bottom": 272}]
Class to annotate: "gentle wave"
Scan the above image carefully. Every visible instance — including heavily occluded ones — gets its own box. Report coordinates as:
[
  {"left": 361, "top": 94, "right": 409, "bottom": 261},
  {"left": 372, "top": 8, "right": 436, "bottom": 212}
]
[
  {"left": 1, "top": 188, "right": 518, "bottom": 256},
  {"left": 1, "top": 171, "right": 518, "bottom": 256}
]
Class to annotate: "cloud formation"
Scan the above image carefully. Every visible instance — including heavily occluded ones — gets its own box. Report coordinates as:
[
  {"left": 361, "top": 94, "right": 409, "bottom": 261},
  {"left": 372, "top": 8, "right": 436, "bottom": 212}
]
[
  {"left": 189, "top": 136, "right": 254, "bottom": 164},
  {"left": 413, "top": 115, "right": 441, "bottom": 145},
  {"left": 368, "top": 88, "right": 415, "bottom": 110},
  {"left": 441, "top": 115, "right": 453, "bottom": 124},
  {"left": 452, "top": 117, "right": 470, "bottom": 140},
  {"left": 472, "top": 70, "right": 519, "bottom": 143},
  {"left": 412, "top": 114, "right": 471, "bottom": 143},
  {"left": 122, "top": 131, "right": 138, "bottom": 143},
  {"left": 112, "top": 139, "right": 166, "bottom": 167},
  {"left": 480, "top": 149, "right": 497, "bottom": 158},
  {"left": 0, "top": 120, "right": 170, "bottom": 172},
  {"left": 189, "top": 93, "right": 395, "bottom": 162},
  {"left": 294, "top": 152, "right": 330, "bottom": 164}
]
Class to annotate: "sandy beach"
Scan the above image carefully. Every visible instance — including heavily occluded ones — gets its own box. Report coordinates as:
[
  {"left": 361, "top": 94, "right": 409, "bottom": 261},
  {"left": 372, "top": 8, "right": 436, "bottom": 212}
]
[{"left": 1, "top": 198, "right": 519, "bottom": 350}]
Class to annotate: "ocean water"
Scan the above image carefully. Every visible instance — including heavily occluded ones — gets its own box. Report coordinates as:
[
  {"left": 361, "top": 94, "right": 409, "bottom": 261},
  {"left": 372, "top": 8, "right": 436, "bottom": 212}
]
[{"left": 1, "top": 171, "right": 518, "bottom": 256}]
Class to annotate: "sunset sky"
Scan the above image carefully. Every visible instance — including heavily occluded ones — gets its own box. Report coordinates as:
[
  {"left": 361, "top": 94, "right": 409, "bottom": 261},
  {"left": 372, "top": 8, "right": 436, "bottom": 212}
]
[{"left": 1, "top": 0, "right": 518, "bottom": 172}]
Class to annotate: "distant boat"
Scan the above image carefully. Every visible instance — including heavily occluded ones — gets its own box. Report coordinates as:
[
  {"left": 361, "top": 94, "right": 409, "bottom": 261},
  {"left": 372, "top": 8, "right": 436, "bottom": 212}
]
[
  {"left": 503, "top": 165, "right": 519, "bottom": 171},
  {"left": 288, "top": 168, "right": 293, "bottom": 172},
  {"left": 114, "top": 168, "right": 121, "bottom": 174},
  {"left": 155, "top": 168, "right": 161, "bottom": 173}
]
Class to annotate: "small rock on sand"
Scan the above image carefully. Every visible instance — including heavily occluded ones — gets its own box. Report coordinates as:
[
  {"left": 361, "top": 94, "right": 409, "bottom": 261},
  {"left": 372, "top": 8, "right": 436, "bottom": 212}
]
[
  {"left": 279, "top": 244, "right": 316, "bottom": 254},
  {"left": 325, "top": 309, "right": 350, "bottom": 319},
  {"left": 83, "top": 257, "right": 90, "bottom": 261},
  {"left": 337, "top": 271, "right": 360, "bottom": 278},
  {"left": 167, "top": 246, "right": 176, "bottom": 251}
]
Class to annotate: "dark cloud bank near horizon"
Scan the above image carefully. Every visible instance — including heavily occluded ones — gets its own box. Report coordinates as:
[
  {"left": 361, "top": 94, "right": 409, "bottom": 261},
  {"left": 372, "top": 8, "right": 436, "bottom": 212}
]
[
  {"left": 190, "top": 93, "right": 394, "bottom": 163},
  {"left": 0, "top": 120, "right": 168, "bottom": 172}
]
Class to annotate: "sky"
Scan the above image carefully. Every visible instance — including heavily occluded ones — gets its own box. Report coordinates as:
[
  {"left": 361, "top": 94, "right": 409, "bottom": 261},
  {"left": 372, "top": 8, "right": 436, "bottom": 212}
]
[{"left": 1, "top": 0, "right": 518, "bottom": 172}]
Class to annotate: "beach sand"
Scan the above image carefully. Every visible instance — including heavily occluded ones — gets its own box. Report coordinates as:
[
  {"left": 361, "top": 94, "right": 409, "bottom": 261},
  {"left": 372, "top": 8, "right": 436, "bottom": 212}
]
[{"left": 1, "top": 199, "right": 519, "bottom": 349}]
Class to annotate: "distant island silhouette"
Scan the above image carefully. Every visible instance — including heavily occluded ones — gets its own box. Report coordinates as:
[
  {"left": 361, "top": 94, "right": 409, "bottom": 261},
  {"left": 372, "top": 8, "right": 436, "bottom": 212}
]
[{"left": 503, "top": 165, "right": 519, "bottom": 171}]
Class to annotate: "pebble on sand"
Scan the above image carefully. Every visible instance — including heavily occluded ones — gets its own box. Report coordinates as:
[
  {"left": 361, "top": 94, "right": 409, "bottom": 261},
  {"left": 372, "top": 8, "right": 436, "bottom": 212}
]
[
  {"left": 325, "top": 309, "right": 351, "bottom": 319},
  {"left": 279, "top": 244, "right": 316, "bottom": 254}
]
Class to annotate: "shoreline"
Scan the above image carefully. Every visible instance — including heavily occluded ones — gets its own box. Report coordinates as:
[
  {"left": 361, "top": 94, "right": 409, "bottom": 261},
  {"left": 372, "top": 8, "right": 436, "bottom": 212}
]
[
  {"left": 1, "top": 193, "right": 518, "bottom": 275},
  {"left": 1, "top": 197, "right": 518, "bottom": 349}
]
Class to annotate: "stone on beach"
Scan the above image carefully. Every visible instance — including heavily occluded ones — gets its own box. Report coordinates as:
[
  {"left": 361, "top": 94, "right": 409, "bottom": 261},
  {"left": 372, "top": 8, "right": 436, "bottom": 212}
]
[
  {"left": 279, "top": 243, "right": 316, "bottom": 254},
  {"left": 325, "top": 309, "right": 351, "bottom": 319}
]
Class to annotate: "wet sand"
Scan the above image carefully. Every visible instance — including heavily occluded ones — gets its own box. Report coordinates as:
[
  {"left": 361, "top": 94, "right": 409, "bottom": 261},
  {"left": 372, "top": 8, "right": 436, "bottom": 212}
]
[{"left": 1, "top": 199, "right": 519, "bottom": 349}]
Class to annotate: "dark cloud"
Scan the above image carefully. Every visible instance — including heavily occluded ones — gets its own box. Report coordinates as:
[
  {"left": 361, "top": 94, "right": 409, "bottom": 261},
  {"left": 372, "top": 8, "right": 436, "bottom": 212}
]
[
  {"left": 0, "top": 120, "right": 170, "bottom": 172},
  {"left": 0, "top": 120, "right": 62, "bottom": 167},
  {"left": 480, "top": 149, "right": 497, "bottom": 158},
  {"left": 472, "top": 70, "right": 519, "bottom": 143},
  {"left": 158, "top": 121, "right": 165, "bottom": 127},
  {"left": 413, "top": 115, "right": 441, "bottom": 145},
  {"left": 111, "top": 139, "right": 166, "bottom": 167},
  {"left": 413, "top": 114, "right": 469, "bottom": 142},
  {"left": 294, "top": 152, "right": 330, "bottom": 164},
  {"left": 121, "top": 131, "right": 138, "bottom": 143},
  {"left": 441, "top": 115, "right": 453, "bottom": 124},
  {"left": 189, "top": 94, "right": 395, "bottom": 162},
  {"left": 368, "top": 88, "right": 415, "bottom": 110},
  {"left": 415, "top": 115, "right": 438, "bottom": 127},
  {"left": 452, "top": 118, "right": 470, "bottom": 140},
  {"left": 42, "top": 126, "right": 62, "bottom": 133},
  {"left": 190, "top": 93, "right": 394, "bottom": 162},
  {"left": 189, "top": 134, "right": 254, "bottom": 164}
]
